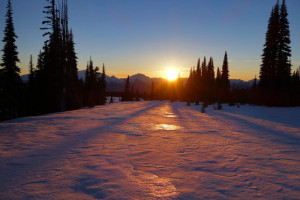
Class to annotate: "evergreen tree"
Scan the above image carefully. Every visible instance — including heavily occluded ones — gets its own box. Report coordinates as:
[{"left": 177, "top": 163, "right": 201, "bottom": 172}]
[
  {"left": 150, "top": 81, "right": 155, "bottom": 100},
  {"left": 252, "top": 76, "right": 258, "bottom": 90},
  {"left": 97, "top": 63, "right": 106, "bottom": 105},
  {"left": 201, "top": 57, "right": 207, "bottom": 79},
  {"left": 277, "top": 0, "right": 291, "bottom": 89},
  {"left": 221, "top": 51, "right": 230, "bottom": 102},
  {"left": 205, "top": 57, "right": 215, "bottom": 103},
  {"left": 28, "top": 55, "right": 34, "bottom": 87},
  {"left": 195, "top": 58, "right": 201, "bottom": 104},
  {"left": 259, "top": 1, "right": 292, "bottom": 106},
  {"left": 207, "top": 57, "right": 215, "bottom": 84},
  {"left": 260, "top": 3, "right": 280, "bottom": 90},
  {"left": 216, "top": 67, "right": 222, "bottom": 89},
  {"left": 65, "top": 30, "right": 81, "bottom": 110},
  {"left": 216, "top": 67, "right": 222, "bottom": 101},
  {"left": 221, "top": 51, "right": 230, "bottom": 90},
  {"left": 200, "top": 57, "right": 207, "bottom": 102},
  {"left": 39, "top": 0, "right": 64, "bottom": 113},
  {"left": 122, "top": 76, "right": 132, "bottom": 101},
  {"left": 84, "top": 58, "right": 98, "bottom": 108},
  {"left": 0, "top": 0, "right": 22, "bottom": 120}
]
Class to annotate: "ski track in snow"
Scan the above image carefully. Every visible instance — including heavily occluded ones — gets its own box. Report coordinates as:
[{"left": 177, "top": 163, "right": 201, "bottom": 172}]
[{"left": 0, "top": 101, "right": 300, "bottom": 200}]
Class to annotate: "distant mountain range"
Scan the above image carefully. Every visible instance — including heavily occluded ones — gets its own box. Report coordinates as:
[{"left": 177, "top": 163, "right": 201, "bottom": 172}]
[{"left": 21, "top": 70, "right": 255, "bottom": 94}]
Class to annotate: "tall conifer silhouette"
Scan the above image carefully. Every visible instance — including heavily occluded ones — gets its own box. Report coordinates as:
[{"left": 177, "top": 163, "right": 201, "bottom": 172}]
[
  {"left": 259, "top": 0, "right": 292, "bottom": 105},
  {"left": 277, "top": 0, "right": 291, "bottom": 89},
  {"left": 0, "top": 0, "right": 22, "bottom": 120},
  {"left": 221, "top": 51, "right": 230, "bottom": 102}
]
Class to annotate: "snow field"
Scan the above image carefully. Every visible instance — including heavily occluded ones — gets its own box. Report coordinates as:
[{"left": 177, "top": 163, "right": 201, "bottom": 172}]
[{"left": 1, "top": 101, "right": 300, "bottom": 199}]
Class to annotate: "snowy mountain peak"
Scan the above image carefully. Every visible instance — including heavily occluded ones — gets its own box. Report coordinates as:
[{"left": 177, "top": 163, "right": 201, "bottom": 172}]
[{"left": 129, "top": 73, "right": 151, "bottom": 83}]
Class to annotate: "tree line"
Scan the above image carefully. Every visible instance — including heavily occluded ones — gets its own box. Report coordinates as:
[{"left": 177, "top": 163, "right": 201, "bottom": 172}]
[{"left": 0, "top": 0, "right": 106, "bottom": 121}]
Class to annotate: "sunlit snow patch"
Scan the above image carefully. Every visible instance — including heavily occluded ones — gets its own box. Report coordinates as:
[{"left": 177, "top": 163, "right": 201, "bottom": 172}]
[
  {"left": 155, "top": 124, "right": 180, "bottom": 131},
  {"left": 163, "top": 113, "right": 177, "bottom": 118}
]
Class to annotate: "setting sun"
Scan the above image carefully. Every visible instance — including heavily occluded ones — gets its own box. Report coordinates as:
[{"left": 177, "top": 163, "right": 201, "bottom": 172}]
[{"left": 165, "top": 69, "right": 179, "bottom": 81}]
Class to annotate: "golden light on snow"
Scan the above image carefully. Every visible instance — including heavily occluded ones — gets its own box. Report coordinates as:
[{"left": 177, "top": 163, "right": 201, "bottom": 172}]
[
  {"left": 155, "top": 124, "right": 179, "bottom": 131},
  {"left": 165, "top": 69, "right": 179, "bottom": 81}
]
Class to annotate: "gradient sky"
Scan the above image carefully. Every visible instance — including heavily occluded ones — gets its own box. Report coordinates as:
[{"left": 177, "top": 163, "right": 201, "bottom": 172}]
[{"left": 0, "top": 0, "right": 300, "bottom": 80}]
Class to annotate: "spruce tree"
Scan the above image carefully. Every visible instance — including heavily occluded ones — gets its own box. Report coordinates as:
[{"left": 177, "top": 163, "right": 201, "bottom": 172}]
[
  {"left": 277, "top": 0, "right": 291, "bottom": 89},
  {"left": 66, "top": 30, "right": 81, "bottom": 110},
  {"left": 97, "top": 63, "right": 106, "bottom": 105},
  {"left": 84, "top": 58, "right": 98, "bottom": 108},
  {"left": 221, "top": 51, "right": 230, "bottom": 102},
  {"left": 221, "top": 51, "right": 230, "bottom": 90},
  {"left": 122, "top": 76, "right": 132, "bottom": 101},
  {"left": 216, "top": 67, "right": 222, "bottom": 101},
  {"left": 207, "top": 57, "right": 215, "bottom": 84},
  {"left": 206, "top": 57, "right": 215, "bottom": 103},
  {"left": 195, "top": 58, "right": 201, "bottom": 104},
  {"left": 200, "top": 57, "right": 207, "bottom": 102},
  {"left": 0, "top": 0, "right": 22, "bottom": 120},
  {"left": 150, "top": 81, "right": 155, "bottom": 100},
  {"left": 259, "top": 2, "right": 280, "bottom": 90},
  {"left": 28, "top": 55, "right": 34, "bottom": 86},
  {"left": 259, "top": 1, "right": 292, "bottom": 105},
  {"left": 216, "top": 67, "right": 221, "bottom": 89}
]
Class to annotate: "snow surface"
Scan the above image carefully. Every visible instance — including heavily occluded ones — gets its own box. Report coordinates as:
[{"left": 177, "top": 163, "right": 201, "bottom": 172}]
[{"left": 1, "top": 101, "right": 300, "bottom": 200}]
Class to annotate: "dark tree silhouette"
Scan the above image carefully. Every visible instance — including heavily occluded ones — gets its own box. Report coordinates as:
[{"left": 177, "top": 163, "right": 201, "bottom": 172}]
[
  {"left": 221, "top": 51, "right": 230, "bottom": 102},
  {"left": 277, "top": 0, "right": 291, "bottom": 89},
  {"left": 150, "top": 81, "right": 155, "bottom": 100},
  {"left": 122, "top": 75, "right": 132, "bottom": 101},
  {"left": 259, "top": 0, "right": 292, "bottom": 106},
  {"left": 98, "top": 63, "right": 107, "bottom": 105},
  {"left": 0, "top": 0, "right": 22, "bottom": 120},
  {"left": 259, "top": 3, "right": 280, "bottom": 90},
  {"left": 65, "top": 30, "right": 81, "bottom": 110},
  {"left": 84, "top": 58, "right": 98, "bottom": 108},
  {"left": 28, "top": 55, "right": 34, "bottom": 87}
]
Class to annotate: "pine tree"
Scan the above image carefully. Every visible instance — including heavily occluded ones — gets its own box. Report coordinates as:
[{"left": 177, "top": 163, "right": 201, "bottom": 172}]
[
  {"left": 201, "top": 57, "right": 207, "bottom": 79},
  {"left": 277, "top": 0, "right": 291, "bottom": 89},
  {"left": 221, "top": 51, "right": 230, "bottom": 102},
  {"left": 207, "top": 57, "right": 215, "bottom": 84},
  {"left": 259, "top": 1, "right": 292, "bottom": 106},
  {"left": 0, "top": 0, "right": 22, "bottom": 120},
  {"left": 39, "top": 0, "right": 63, "bottom": 113},
  {"left": 200, "top": 57, "right": 207, "bottom": 102},
  {"left": 150, "top": 81, "right": 155, "bottom": 100},
  {"left": 122, "top": 76, "right": 132, "bottom": 101},
  {"left": 28, "top": 55, "right": 34, "bottom": 87},
  {"left": 84, "top": 58, "right": 98, "bottom": 108},
  {"left": 260, "top": 3, "right": 280, "bottom": 90},
  {"left": 98, "top": 63, "right": 106, "bottom": 105},
  {"left": 65, "top": 30, "right": 81, "bottom": 110},
  {"left": 206, "top": 57, "right": 215, "bottom": 103},
  {"left": 216, "top": 67, "right": 221, "bottom": 88},
  {"left": 252, "top": 75, "right": 258, "bottom": 89},
  {"left": 216, "top": 67, "right": 222, "bottom": 101},
  {"left": 26, "top": 55, "right": 37, "bottom": 115},
  {"left": 195, "top": 58, "right": 201, "bottom": 104},
  {"left": 221, "top": 51, "right": 230, "bottom": 90}
]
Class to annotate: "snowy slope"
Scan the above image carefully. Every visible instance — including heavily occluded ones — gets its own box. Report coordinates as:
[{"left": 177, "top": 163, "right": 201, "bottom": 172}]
[{"left": 1, "top": 102, "right": 300, "bottom": 199}]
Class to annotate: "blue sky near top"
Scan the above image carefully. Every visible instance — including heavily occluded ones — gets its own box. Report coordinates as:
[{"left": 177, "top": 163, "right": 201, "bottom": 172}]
[{"left": 0, "top": 0, "right": 300, "bottom": 80}]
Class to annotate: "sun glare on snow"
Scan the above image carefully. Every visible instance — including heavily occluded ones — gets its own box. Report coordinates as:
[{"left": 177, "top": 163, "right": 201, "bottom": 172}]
[{"left": 165, "top": 69, "right": 179, "bottom": 81}]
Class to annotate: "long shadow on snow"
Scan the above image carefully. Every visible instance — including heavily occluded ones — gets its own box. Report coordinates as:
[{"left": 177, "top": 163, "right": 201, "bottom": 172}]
[
  {"left": 0, "top": 102, "right": 161, "bottom": 189},
  {"left": 175, "top": 104, "right": 300, "bottom": 147},
  {"left": 171, "top": 104, "right": 300, "bottom": 194},
  {"left": 214, "top": 111, "right": 300, "bottom": 147}
]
